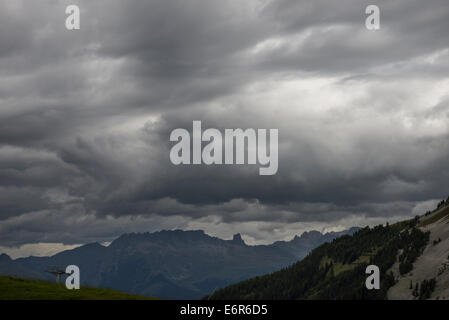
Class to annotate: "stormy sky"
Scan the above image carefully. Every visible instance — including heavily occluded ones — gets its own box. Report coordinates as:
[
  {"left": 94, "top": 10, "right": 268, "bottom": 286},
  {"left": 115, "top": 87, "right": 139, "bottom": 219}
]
[{"left": 0, "top": 0, "right": 448, "bottom": 257}]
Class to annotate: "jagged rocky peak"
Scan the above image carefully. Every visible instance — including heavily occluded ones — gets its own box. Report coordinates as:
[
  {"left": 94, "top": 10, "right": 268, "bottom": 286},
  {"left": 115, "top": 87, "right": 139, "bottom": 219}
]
[
  {"left": 232, "top": 233, "right": 245, "bottom": 245},
  {"left": 300, "top": 230, "right": 323, "bottom": 239}
]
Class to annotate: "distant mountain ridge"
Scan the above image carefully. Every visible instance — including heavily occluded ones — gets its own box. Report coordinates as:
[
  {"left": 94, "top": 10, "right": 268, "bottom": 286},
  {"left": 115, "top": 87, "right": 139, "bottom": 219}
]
[
  {"left": 0, "top": 228, "right": 358, "bottom": 299},
  {"left": 271, "top": 227, "right": 360, "bottom": 259}
]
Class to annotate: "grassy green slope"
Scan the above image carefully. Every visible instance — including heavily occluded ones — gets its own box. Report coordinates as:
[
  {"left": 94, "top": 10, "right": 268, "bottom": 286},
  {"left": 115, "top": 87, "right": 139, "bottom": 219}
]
[{"left": 0, "top": 276, "right": 155, "bottom": 300}]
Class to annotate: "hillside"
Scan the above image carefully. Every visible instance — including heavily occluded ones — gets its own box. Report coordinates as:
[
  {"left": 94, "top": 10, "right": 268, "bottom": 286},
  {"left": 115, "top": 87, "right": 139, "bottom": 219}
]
[
  {"left": 388, "top": 202, "right": 449, "bottom": 299},
  {"left": 207, "top": 211, "right": 449, "bottom": 299},
  {"left": 0, "top": 228, "right": 356, "bottom": 299},
  {"left": 0, "top": 275, "right": 153, "bottom": 300},
  {"left": 207, "top": 198, "right": 449, "bottom": 300}
]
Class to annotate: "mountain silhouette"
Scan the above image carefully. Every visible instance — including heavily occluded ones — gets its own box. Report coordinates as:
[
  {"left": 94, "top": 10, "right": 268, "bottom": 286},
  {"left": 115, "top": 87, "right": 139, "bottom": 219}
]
[{"left": 0, "top": 228, "right": 358, "bottom": 299}]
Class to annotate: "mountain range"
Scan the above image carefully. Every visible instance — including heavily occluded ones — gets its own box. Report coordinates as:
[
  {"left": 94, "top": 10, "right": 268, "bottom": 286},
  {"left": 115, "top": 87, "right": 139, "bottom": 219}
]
[{"left": 0, "top": 228, "right": 358, "bottom": 299}]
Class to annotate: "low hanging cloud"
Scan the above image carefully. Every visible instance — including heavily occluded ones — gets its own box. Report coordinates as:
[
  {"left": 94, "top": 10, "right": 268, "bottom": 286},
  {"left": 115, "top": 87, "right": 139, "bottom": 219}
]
[{"left": 0, "top": 0, "right": 448, "bottom": 252}]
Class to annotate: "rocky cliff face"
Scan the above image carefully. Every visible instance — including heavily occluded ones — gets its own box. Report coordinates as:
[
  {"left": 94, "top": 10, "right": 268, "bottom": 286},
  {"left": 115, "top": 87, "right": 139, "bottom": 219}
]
[{"left": 388, "top": 204, "right": 449, "bottom": 300}]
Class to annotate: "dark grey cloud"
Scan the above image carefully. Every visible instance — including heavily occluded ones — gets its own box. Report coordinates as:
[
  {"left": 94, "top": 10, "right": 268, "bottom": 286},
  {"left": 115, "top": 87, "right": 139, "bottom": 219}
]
[{"left": 0, "top": 0, "right": 448, "bottom": 249}]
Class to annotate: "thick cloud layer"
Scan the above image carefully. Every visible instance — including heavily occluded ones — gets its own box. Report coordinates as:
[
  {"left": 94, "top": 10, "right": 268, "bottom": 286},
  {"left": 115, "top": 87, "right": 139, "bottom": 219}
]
[{"left": 0, "top": 0, "right": 448, "bottom": 251}]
